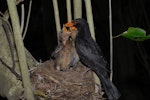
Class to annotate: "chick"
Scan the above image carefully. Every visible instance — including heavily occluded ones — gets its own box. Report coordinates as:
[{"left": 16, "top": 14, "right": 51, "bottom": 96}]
[{"left": 51, "top": 25, "right": 79, "bottom": 71}]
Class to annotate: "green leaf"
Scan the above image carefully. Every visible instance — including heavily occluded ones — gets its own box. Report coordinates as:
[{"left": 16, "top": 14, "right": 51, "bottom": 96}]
[{"left": 120, "top": 27, "right": 150, "bottom": 41}]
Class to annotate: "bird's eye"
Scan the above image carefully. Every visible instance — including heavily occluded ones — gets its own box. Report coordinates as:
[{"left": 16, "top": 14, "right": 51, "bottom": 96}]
[
  {"left": 68, "top": 36, "right": 72, "bottom": 41},
  {"left": 73, "top": 20, "right": 79, "bottom": 25}
]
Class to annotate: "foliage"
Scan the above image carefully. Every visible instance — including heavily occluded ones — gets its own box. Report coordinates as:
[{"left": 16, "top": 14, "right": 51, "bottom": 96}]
[{"left": 114, "top": 27, "right": 150, "bottom": 41}]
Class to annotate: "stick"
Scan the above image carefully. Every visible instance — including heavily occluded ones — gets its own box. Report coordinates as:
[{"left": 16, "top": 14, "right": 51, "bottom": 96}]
[
  {"left": 66, "top": 0, "right": 72, "bottom": 21},
  {"left": 73, "top": 0, "right": 82, "bottom": 19},
  {"left": 84, "top": 0, "right": 95, "bottom": 40},
  {"left": 52, "top": 0, "right": 61, "bottom": 37},
  {"left": 21, "top": 4, "right": 25, "bottom": 35},
  {"left": 6, "top": 0, "right": 34, "bottom": 99},
  {"left": 84, "top": 0, "right": 101, "bottom": 88},
  {"left": 109, "top": 0, "right": 113, "bottom": 81},
  {"left": 23, "top": 0, "right": 32, "bottom": 39}
]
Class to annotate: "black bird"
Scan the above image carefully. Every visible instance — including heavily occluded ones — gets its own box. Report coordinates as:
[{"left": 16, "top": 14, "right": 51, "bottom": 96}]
[{"left": 65, "top": 18, "right": 120, "bottom": 100}]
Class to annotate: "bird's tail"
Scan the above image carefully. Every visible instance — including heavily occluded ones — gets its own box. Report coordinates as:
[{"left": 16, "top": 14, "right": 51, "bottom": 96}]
[{"left": 96, "top": 71, "right": 121, "bottom": 100}]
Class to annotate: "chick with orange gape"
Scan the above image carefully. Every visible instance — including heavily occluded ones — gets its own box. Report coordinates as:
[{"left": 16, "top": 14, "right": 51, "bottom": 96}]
[
  {"left": 51, "top": 25, "right": 79, "bottom": 71},
  {"left": 65, "top": 18, "right": 121, "bottom": 100}
]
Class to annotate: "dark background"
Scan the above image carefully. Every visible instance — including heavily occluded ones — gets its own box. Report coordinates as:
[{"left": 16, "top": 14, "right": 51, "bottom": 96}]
[{"left": 1, "top": 0, "right": 150, "bottom": 100}]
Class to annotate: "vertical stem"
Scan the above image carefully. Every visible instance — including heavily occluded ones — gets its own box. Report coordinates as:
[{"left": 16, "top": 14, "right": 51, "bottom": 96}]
[
  {"left": 52, "top": 0, "right": 61, "bottom": 34},
  {"left": 84, "top": 0, "right": 95, "bottom": 40},
  {"left": 84, "top": 0, "right": 101, "bottom": 89},
  {"left": 109, "top": 0, "right": 113, "bottom": 81},
  {"left": 6, "top": 0, "right": 34, "bottom": 100},
  {"left": 23, "top": 0, "right": 32, "bottom": 40},
  {"left": 66, "top": 0, "right": 72, "bottom": 21},
  {"left": 21, "top": 4, "right": 25, "bottom": 34},
  {"left": 73, "top": 0, "right": 82, "bottom": 19}
]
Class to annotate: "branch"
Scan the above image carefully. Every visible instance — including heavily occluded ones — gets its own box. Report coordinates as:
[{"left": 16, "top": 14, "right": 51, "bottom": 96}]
[
  {"left": 66, "top": 0, "right": 72, "bottom": 21},
  {"left": 84, "top": 0, "right": 101, "bottom": 89},
  {"left": 20, "top": 3, "right": 25, "bottom": 35},
  {"left": 52, "top": 0, "right": 61, "bottom": 41},
  {"left": 84, "top": 0, "right": 95, "bottom": 40},
  {"left": 73, "top": 0, "right": 82, "bottom": 19},
  {"left": 6, "top": 0, "right": 34, "bottom": 100},
  {"left": 109, "top": 0, "right": 113, "bottom": 81},
  {"left": 23, "top": 0, "right": 32, "bottom": 40}
]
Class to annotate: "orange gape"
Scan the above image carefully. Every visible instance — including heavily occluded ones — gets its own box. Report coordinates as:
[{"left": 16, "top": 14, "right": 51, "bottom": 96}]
[
  {"left": 65, "top": 22, "right": 74, "bottom": 27},
  {"left": 65, "top": 19, "right": 79, "bottom": 27},
  {"left": 65, "top": 22, "right": 77, "bottom": 31},
  {"left": 60, "top": 25, "right": 71, "bottom": 45}
]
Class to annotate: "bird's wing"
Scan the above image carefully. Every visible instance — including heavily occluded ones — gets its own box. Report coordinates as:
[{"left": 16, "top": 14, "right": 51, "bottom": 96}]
[
  {"left": 76, "top": 38, "right": 109, "bottom": 72},
  {"left": 76, "top": 39, "right": 121, "bottom": 100},
  {"left": 51, "top": 43, "right": 64, "bottom": 58},
  {"left": 94, "top": 41, "right": 110, "bottom": 70}
]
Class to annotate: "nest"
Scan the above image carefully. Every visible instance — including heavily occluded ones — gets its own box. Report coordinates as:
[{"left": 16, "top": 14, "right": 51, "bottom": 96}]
[{"left": 30, "top": 60, "right": 105, "bottom": 100}]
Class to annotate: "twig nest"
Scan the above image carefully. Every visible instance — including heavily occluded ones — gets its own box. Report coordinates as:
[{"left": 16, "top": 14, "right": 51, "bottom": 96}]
[{"left": 31, "top": 60, "right": 104, "bottom": 100}]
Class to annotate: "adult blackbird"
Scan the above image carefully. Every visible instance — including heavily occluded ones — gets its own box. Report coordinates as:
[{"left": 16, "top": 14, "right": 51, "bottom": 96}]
[{"left": 65, "top": 18, "right": 120, "bottom": 100}]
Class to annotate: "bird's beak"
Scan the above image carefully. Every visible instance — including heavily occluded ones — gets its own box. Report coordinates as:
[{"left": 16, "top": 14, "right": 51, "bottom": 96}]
[{"left": 65, "top": 19, "right": 79, "bottom": 28}]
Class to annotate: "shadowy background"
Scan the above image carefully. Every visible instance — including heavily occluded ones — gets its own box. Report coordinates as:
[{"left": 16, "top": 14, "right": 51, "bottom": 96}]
[{"left": 1, "top": 0, "right": 150, "bottom": 100}]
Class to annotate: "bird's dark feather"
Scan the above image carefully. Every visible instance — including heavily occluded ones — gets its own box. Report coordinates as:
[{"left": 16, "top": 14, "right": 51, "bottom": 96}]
[{"left": 76, "top": 37, "right": 109, "bottom": 72}]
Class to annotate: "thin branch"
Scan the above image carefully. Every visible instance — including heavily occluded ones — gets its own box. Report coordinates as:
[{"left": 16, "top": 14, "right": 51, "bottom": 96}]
[
  {"left": 84, "top": 0, "right": 101, "bottom": 89},
  {"left": 109, "top": 0, "right": 113, "bottom": 81},
  {"left": 0, "top": 11, "right": 4, "bottom": 17},
  {"left": 52, "top": 0, "right": 61, "bottom": 41},
  {"left": 66, "top": 0, "right": 72, "bottom": 21},
  {"left": 21, "top": 4, "right": 25, "bottom": 34},
  {"left": 0, "top": 58, "right": 21, "bottom": 80},
  {"left": 113, "top": 33, "right": 124, "bottom": 39},
  {"left": 6, "top": 0, "right": 34, "bottom": 100},
  {"left": 23, "top": 0, "right": 32, "bottom": 40},
  {"left": 0, "top": 17, "right": 15, "bottom": 69},
  {"left": 84, "top": 0, "right": 95, "bottom": 40},
  {"left": 0, "top": 17, "right": 21, "bottom": 80},
  {"left": 73, "top": 0, "right": 82, "bottom": 19}
]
